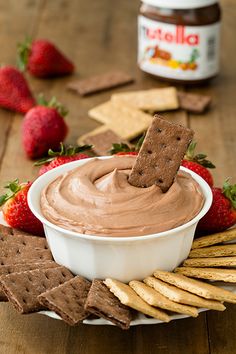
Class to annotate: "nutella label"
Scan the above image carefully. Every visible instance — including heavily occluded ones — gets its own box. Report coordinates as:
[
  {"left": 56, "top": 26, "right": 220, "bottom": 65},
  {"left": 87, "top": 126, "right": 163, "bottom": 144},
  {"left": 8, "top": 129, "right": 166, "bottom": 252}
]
[{"left": 138, "top": 16, "right": 220, "bottom": 81}]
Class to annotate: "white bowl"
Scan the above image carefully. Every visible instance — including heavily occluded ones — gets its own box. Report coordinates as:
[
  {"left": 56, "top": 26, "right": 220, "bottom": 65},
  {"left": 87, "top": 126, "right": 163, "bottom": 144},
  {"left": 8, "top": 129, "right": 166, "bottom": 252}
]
[{"left": 28, "top": 157, "right": 212, "bottom": 283}]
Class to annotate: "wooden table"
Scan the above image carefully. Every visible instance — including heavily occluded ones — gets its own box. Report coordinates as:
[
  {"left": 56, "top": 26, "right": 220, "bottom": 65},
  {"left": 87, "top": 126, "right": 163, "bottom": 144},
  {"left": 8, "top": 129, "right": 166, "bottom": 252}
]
[{"left": 0, "top": 1, "right": 235, "bottom": 353}]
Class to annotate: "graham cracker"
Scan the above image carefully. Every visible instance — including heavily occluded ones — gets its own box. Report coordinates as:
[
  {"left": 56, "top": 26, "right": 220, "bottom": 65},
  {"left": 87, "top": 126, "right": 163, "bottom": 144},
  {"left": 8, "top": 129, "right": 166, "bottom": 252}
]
[
  {"left": 175, "top": 267, "right": 236, "bottom": 283},
  {"left": 85, "top": 279, "right": 132, "bottom": 330},
  {"left": 183, "top": 257, "right": 236, "bottom": 268},
  {"left": 38, "top": 276, "right": 91, "bottom": 325},
  {"left": 0, "top": 261, "right": 58, "bottom": 301},
  {"left": 80, "top": 128, "right": 125, "bottom": 156},
  {"left": 189, "top": 245, "right": 236, "bottom": 258},
  {"left": 129, "top": 280, "right": 198, "bottom": 317},
  {"left": 104, "top": 278, "right": 170, "bottom": 322},
  {"left": 144, "top": 277, "right": 225, "bottom": 311},
  {"left": 192, "top": 229, "right": 236, "bottom": 249},
  {"left": 0, "top": 243, "right": 53, "bottom": 266},
  {"left": 0, "top": 225, "right": 48, "bottom": 249},
  {"left": 67, "top": 71, "right": 134, "bottom": 96},
  {"left": 178, "top": 92, "right": 212, "bottom": 114},
  {"left": 153, "top": 269, "right": 236, "bottom": 303},
  {"left": 128, "top": 115, "right": 194, "bottom": 191},
  {"left": 0, "top": 266, "right": 73, "bottom": 313},
  {"left": 111, "top": 87, "right": 179, "bottom": 112},
  {"left": 88, "top": 101, "right": 153, "bottom": 140}
]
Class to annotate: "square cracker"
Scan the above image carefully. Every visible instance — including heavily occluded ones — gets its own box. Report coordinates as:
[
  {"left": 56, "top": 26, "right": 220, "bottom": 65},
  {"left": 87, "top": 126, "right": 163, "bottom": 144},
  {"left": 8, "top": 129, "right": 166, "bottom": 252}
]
[
  {"left": 38, "top": 276, "right": 91, "bottom": 325},
  {"left": 80, "top": 128, "right": 124, "bottom": 156},
  {"left": 111, "top": 87, "right": 179, "bottom": 112},
  {"left": 175, "top": 267, "right": 236, "bottom": 283},
  {"left": 67, "top": 71, "right": 134, "bottom": 96},
  {"left": 128, "top": 115, "right": 193, "bottom": 191},
  {"left": 178, "top": 91, "right": 212, "bottom": 114},
  {"left": 0, "top": 261, "right": 58, "bottom": 301},
  {"left": 144, "top": 277, "right": 225, "bottom": 311},
  {"left": 192, "top": 228, "right": 236, "bottom": 249},
  {"left": 153, "top": 269, "right": 236, "bottom": 303},
  {"left": 85, "top": 279, "right": 132, "bottom": 330},
  {"left": 129, "top": 280, "right": 198, "bottom": 317},
  {"left": 0, "top": 243, "right": 53, "bottom": 266},
  {"left": 0, "top": 225, "right": 48, "bottom": 249},
  {"left": 88, "top": 101, "right": 153, "bottom": 140},
  {"left": 104, "top": 278, "right": 170, "bottom": 322},
  {"left": 189, "top": 244, "right": 236, "bottom": 258},
  {"left": 183, "top": 257, "right": 236, "bottom": 268},
  {"left": 0, "top": 266, "right": 73, "bottom": 313}
]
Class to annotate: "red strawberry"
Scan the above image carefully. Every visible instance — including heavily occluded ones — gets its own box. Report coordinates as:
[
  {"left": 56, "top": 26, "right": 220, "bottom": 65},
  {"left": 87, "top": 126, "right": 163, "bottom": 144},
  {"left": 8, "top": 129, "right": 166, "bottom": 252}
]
[
  {"left": 0, "top": 66, "right": 35, "bottom": 114},
  {"left": 0, "top": 179, "right": 44, "bottom": 236},
  {"left": 22, "top": 96, "right": 68, "bottom": 159},
  {"left": 197, "top": 181, "right": 236, "bottom": 234},
  {"left": 182, "top": 142, "right": 215, "bottom": 187},
  {"left": 18, "top": 38, "right": 74, "bottom": 78},
  {"left": 35, "top": 143, "right": 92, "bottom": 175},
  {"left": 115, "top": 151, "right": 138, "bottom": 156}
]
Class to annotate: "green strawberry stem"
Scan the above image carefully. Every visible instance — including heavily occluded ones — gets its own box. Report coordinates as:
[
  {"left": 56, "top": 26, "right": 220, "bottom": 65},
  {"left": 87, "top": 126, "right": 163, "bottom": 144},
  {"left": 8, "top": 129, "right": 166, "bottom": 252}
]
[
  {"left": 110, "top": 143, "right": 132, "bottom": 155},
  {"left": 0, "top": 179, "right": 26, "bottom": 206},
  {"left": 109, "top": 133, "right": 146, "bottom": 155},
  {"left": 185, "top": 141, "right": 215, "bottom": 168},
  {"left": 223, "top": 180, "right": 236, "bottom": 209},
  {"left": 37, "top": 94, "right": 68, "bottom": 117},
  {"left": 17, "top": 37, "right": 32, "bottom": 72},
  {"left": 34, "top": 142, "right": 92, "bottom": 166}
]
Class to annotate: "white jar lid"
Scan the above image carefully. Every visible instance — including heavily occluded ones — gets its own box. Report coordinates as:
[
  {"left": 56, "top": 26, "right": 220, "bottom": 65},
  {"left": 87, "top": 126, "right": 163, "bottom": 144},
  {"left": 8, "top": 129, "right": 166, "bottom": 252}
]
[{"left": 141, "top": 0, "right": 218, "bottom": 9}]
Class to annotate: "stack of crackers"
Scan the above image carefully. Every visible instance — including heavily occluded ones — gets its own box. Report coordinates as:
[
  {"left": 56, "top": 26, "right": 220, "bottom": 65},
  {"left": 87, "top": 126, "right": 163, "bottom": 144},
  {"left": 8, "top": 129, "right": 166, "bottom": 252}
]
[
  {"left": 77, "top": 86, "right": 211, "bottom": 156},
  {"left": 1, "top": 223, "right": 236, "bottom": 330},
  {"left": 175, "top": 228, "right": 236, "bottom": 282}
]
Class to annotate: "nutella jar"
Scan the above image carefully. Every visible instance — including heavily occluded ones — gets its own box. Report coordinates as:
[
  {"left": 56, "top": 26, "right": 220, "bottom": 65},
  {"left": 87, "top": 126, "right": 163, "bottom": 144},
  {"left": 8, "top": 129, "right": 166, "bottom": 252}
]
[{"left": 138, "top": 0, "right": 221, "bottom": 84}]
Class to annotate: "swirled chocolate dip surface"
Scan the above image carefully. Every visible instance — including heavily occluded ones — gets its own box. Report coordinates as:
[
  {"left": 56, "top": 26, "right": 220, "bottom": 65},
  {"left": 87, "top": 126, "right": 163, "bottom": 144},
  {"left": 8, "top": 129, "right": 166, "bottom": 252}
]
[{"left": 41, "top": 156, "right": 204, "bottom": 237}]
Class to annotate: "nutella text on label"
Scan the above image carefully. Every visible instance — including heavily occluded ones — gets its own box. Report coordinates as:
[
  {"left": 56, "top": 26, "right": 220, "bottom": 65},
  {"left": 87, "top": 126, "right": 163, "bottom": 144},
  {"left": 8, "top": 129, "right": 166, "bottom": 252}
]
[{"left": 138, "top": 16, "right": 220, "bottom": 82}]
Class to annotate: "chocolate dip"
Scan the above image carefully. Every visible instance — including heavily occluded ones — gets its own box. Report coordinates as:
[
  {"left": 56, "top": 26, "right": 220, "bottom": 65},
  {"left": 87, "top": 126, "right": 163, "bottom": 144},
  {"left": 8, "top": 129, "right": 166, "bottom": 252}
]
[{"left": 40, "top": 156, "right": 204, "bottom": 237}]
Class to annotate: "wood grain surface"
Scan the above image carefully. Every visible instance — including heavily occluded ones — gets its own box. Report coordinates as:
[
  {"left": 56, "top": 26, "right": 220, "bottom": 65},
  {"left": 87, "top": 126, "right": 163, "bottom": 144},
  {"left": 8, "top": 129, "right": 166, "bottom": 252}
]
[{"left": 0, "top": 1, "right": 235, "bottom": 353}]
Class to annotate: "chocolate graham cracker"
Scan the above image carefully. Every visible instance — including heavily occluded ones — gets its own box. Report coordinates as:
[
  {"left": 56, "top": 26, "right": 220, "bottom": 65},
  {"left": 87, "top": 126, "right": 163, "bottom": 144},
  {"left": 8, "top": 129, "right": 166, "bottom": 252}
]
[
  {"left": 128, "top": 115, "right": 194, "bottom": 192},
  {"left": 85, "top": 279, "right": 133, "bottom": 330},
  {"left": 82, "top": 129, "right": 125, "bottom": 156},
  {"left": 67, "top": 71, "right": 134, "bottom": 96},
  {"left": 178, "top": 92, "right": 212, "bottom": 114},
  {"left": 0, "top": 243, "right": 53, "bottom": 266},
  {"left": 39, "top": 276, "right": 91, "bottom": 325},
  {"left": 0, "top": 266, "right": 73, "bottom": 313},
  {"left": 0, "top": 261, "right": 58, "bottom": 301},
  {"left": 0, "top": 225, "right": 48, "bottom": 249}
]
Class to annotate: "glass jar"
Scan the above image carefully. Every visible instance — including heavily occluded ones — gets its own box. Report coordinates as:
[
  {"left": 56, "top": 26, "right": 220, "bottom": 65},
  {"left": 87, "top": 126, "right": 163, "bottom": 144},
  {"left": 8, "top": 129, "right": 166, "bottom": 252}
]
[{"left": 138, "top": 0, "right": 221, "bottom": 84}]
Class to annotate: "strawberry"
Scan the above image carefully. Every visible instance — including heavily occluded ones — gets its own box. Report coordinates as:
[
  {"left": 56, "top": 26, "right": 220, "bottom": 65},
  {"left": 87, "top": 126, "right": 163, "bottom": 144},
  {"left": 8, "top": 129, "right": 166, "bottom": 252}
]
[
  {"left": 110, "top": 134, "right": 145, "bottom": 156},
  {"left": 115, "top": 151, "right": 138, "bottom": 156},
  {"left": 0, "top": 179, "right": 44, "bottom": 236},
  {"left": 35, "top": 143, "right": 92, "bottom": 175},
  {"left": 22, "top": 95, "right": 68, "bottom": 159},
  {"left": 17, "top": 38, "right": 74, "bottom": 78},
  {"left": 0, "top": 66, "right": 35, "bottom": 114},
  {"left": 182, "top": 142, "right": 215, "bottom": 187},
  {"left": 197, "top": 180, "right": 236, "bottom": 234}
]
